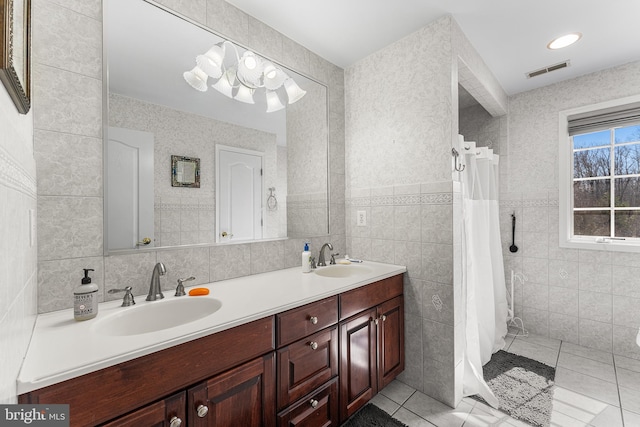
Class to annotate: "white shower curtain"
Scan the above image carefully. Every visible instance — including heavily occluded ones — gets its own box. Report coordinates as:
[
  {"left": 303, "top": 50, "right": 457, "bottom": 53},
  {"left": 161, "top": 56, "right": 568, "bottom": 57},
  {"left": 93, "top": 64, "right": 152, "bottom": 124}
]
[{"left": 458, "top": 139, "right": 509, "bottom": 408}]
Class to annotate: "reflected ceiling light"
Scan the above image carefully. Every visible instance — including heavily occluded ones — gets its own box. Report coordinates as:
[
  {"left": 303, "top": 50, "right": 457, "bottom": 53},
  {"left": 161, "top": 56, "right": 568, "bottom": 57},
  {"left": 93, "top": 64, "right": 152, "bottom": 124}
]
[
  {"left": 212, "top": 69, "right": 236, "bottom": 98},
  {"left": 235, "top": 84, "right": 255, "bottom": 104},
  {"left": 183, "top": 66, "right": 208, "bottom": 92},
  {"left": 266, "top": 91, "right": 285, "bottom": 112},
  {"left": 547, "top": 32, "right": 582, "bottom": 50},
  {"left": 184, "top": 40, "right": 306, "bottom": 112},
  {"left": 263, "top": 62, "right": 286, "bottom": 90},
  {"left": 196, "top": 45, "right": 225, "bottom": 78},
  {"left": 283, "top": 78, "right": 306, "bottom": 104}
]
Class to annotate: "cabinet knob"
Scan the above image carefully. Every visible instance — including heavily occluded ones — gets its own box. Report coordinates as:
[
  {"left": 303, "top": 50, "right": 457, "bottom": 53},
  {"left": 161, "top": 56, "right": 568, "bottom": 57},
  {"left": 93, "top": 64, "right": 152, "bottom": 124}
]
[
  {"left": 309, "top": 341, "right": 318, "bottom": 350},
  {"left": 310, "top": 399, "right": 319, "bottom": 408},
  {"left": 380, "top": 315, "right": 387, "bottom": 322},
  {"left": 374, "top": 317, "right": 379, "bottom": 325},
  {"left": 196, "top": 404, "right": 209, "bottom": 418},
  {"left": 169, "top": 416, "right": 182, "bottom": 427},
  {"left": 309, "top": 316, "right": 318, "bottom": 324}
]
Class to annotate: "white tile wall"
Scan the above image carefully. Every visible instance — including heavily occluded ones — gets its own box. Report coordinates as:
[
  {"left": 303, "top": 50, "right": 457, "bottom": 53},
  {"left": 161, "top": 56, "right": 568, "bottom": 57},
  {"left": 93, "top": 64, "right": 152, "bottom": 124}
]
[
  {"left": 0, "top": 78, "right": 37, "bottom": 402},
  {"left": 499, "top": 61, "right": 640, "bottom": 361},
  {"left": 500, "top": 191, "right": 640, "bottom": 359},
  {"left": 345, "top": 15, "right": 511, "bottom": 408},
  {"left": 345, "top": 183, "right": 455, "bottom": 404}
]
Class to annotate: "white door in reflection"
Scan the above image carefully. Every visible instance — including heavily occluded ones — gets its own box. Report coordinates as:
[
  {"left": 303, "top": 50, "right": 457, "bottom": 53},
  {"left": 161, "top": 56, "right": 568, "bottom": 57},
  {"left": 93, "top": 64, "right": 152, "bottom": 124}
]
[
  {"left": 216, "top": 145, "right": 264, "bottom": 242},
  {"left": 107, "top": 127, "right": 154, "bottom": 250}
]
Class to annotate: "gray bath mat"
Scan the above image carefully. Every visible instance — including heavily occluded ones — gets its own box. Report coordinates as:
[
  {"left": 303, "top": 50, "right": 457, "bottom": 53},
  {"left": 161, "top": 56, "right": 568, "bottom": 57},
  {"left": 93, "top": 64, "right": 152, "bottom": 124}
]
[
  {"left": 471, "top": 350, "right": 556, "bottom": 427},
  {"left": 342, "top": 404, "right": 408, "bottom": 427}
]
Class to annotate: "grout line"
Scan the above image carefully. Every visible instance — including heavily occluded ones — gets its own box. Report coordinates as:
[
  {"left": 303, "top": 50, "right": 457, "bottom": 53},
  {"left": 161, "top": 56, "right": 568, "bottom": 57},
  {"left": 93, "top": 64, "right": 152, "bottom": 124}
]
[
  {"left": 401, "top": 390, "right": 417, "bottom": 406},
  {"left": 555, "top": 362, "right": 619, "bottom": 386},
  {"left": 613, "top": 356, "right": 626, "bottom": 427},
  {"left": 396, "top": 406, "right": 438, "bottom": 427},
  {"left": 555, "top": 340, "right": 563, "bottom": 367}
]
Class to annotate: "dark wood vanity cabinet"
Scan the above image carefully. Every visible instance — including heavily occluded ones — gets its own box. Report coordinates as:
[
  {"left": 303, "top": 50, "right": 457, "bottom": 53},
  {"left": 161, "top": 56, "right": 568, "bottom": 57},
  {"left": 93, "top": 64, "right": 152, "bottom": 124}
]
[
  {"left": 338, "top": 276, "right": 405, "bottom": 423},
  {"left": 19, "top": 274, "right": 404, "bottom": 427},
  {"left": 100, "top": 392, "right": 186, "bottom": 427},
  {"left": 276, "top": 297, "right": 340, "bottom": 427},
  {"left": 19, "top": 317, "right": 275, "bottom": 427},
  {"left": 188, "top": 354, "right": 276, "bottom": 427}
]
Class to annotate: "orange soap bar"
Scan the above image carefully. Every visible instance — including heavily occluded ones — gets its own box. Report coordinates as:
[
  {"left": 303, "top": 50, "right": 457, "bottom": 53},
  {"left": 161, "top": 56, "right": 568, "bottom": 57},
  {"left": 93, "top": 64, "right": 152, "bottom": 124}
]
[{"left": 188, "top": 288, "right": 210, "bottom": 296}]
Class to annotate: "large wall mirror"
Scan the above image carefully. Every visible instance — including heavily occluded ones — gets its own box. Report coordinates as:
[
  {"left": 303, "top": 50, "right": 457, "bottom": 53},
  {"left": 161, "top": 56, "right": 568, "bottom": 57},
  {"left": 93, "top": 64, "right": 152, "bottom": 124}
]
[{"left": 104, "top": 0, "right": 329, "bottom": 253}]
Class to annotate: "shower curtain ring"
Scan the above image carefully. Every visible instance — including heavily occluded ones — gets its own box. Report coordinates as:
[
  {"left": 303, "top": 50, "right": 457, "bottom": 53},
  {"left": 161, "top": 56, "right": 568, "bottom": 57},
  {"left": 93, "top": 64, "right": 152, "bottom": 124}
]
[{"left": 452, "top": 148, "right": 465, "bottom": 172}]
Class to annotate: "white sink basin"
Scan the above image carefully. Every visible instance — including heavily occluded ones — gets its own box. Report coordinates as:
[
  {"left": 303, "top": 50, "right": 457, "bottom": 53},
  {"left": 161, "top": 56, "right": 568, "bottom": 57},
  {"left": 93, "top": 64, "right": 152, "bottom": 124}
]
[
  {"left": 314, "top": 264, "right": 372, "bottom": 278},
  {"left": 93, "top": 297, "right": 222, "bottom": 336}
]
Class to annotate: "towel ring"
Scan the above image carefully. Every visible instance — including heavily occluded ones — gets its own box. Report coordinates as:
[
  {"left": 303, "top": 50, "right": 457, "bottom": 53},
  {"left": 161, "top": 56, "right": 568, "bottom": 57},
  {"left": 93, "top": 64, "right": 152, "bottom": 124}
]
[{"left": 267, "top": 187, "right": 278, "bottom": 210}]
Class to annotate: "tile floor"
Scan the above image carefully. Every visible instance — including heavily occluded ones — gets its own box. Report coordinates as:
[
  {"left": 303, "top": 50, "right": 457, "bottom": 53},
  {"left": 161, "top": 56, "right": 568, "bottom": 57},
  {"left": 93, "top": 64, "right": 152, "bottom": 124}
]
[{"left": 371, "top": 332, "right": 640, "bottom": 426}]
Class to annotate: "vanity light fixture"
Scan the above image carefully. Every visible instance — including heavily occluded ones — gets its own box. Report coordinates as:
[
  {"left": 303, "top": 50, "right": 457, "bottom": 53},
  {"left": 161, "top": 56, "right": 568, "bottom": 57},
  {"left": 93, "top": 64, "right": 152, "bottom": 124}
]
[
  {"left": 183, "top": 40, "right": 306, "bottom": 112},
  {"left": 547, "top": 32, "right": 582, "bottom": 50}
]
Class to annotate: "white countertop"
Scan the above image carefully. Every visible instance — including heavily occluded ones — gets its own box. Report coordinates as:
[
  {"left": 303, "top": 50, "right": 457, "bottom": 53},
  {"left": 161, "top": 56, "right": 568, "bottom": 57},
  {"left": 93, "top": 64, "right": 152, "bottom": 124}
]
[{"left": 17, "top": 261, "right": 406, "bottom": 394}]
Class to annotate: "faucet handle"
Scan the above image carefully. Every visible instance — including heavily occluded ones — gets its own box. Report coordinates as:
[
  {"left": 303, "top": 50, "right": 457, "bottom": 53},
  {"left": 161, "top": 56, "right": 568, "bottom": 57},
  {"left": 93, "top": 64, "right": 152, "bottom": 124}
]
[
  {"left": 310, "top": 257, "right": 317, "bottom": 269},
  {"left": 330, "top": 253, "right": 340, "bottom": 265},
  {"left": 175, "top": 276, "right": 195, "bottom": 297},
  {"left": 108, "top": 286, "right": 135, "bottom": 307}
]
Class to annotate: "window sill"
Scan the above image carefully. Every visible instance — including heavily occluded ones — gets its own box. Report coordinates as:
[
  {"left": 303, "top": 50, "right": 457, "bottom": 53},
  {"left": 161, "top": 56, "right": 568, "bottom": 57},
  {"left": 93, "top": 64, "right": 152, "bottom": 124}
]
[{"left": 560, "top": 237, "right": 640, "bottom": 253}]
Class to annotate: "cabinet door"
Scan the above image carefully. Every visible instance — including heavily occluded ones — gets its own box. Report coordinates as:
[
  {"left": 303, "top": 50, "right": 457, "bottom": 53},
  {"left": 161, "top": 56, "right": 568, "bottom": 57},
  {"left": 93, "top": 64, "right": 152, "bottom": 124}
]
[
  {"left": 377, "top": 296, "right": 405, "bottom": 390},
  {"left": 339, "top": 308, "right": 377, "bottom": 422},
  {"left": 100, "top": 392, "right": 185, "bottom": 427},
  {"left": 188, "top": 354, "right": 276, "bottom": 427}
]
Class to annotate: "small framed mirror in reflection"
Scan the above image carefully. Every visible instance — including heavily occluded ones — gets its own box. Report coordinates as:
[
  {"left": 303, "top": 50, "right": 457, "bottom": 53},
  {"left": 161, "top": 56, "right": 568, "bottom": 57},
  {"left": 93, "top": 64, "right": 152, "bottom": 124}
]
[{"left": 172, "top": 155, "right": 200, "bottom": 188}]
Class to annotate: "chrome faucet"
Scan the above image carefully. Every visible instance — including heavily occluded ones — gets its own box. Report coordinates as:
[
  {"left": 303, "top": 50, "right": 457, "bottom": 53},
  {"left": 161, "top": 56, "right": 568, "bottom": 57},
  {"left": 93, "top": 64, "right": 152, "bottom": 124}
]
[
  {"left": 146, "top": 262, "right": 166, "bottom": 301},
  {"left": 317, "top": 243, "right": 333, "bottom": 267},
  {"left": 175, "top": 276, "right": 195, "bottom": 297}
]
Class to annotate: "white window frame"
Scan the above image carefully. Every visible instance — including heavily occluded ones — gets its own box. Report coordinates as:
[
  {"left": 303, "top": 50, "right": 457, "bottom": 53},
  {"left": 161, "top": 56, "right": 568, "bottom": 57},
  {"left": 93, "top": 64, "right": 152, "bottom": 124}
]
[{"left": 559, "top": 94, "right": 640, "bottom": 253}]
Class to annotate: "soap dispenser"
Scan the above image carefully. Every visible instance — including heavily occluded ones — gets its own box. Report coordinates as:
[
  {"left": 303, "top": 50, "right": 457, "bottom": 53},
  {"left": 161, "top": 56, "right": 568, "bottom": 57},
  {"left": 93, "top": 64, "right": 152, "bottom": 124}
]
[
  {"left": 74, "top": 268, "right": 98, "bottom": 321},
  {"left": 302, "top": 243, "right": 311, "bottom": 273}
]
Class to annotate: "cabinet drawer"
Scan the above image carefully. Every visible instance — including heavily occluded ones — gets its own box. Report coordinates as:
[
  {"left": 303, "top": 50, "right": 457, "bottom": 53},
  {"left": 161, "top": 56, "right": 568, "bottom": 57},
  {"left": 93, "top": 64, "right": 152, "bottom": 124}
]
[
  {"left": 340, "top": 274, "right": 403, "bottom": 321},
  {"left": 277, "top": 378, "right": 339, "bottom": 427},
  {"left": 277, "top": 326, "right": 338, "bottom": 410},
  {"left": 277, "top": 296, "right": 338, "bottom": 347}
]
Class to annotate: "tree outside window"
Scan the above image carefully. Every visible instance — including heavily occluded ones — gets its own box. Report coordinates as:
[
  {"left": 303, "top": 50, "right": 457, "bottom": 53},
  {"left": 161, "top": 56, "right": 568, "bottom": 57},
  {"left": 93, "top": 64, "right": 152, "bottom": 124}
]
[{"left": 572, "top": 124, "right": 640, "bottom": 238}]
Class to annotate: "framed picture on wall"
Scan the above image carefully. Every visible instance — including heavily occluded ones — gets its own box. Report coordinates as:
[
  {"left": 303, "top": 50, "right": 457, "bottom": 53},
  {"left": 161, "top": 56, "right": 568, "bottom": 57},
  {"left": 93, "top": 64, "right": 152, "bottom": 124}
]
[
  {"left": 0, "top": 0, "right": 31, "bottom": 114},
  {"left": 171, "top": 155, "right": 200, "bottom": 188}
]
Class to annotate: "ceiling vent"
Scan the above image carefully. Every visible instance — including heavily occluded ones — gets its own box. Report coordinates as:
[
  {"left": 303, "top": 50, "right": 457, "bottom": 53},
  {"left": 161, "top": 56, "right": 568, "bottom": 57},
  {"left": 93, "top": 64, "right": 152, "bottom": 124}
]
[{"left": 525, "top": 60, "right": 570, "bottom": 79}]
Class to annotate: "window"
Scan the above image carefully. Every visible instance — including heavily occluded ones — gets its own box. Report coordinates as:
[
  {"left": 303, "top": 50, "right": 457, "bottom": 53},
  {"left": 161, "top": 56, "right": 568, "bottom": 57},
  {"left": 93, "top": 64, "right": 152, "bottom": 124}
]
[
  {"left": 572, "top": 125, "right": 640, "bottom": 237},
  {"left": 559, "top": 95, "right": 640, "bottom": 252}
]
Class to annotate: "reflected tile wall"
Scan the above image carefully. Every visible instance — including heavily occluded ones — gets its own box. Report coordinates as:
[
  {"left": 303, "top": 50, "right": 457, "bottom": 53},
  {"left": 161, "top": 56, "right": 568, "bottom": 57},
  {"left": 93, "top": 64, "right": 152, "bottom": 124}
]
[{"left": 33, "top": 0, "right": 346, "bottom": 316}]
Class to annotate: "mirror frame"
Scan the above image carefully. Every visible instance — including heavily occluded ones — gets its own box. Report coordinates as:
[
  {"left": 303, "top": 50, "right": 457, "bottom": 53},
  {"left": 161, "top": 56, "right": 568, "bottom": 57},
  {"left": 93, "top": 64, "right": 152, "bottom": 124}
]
[
  {"left": 171, "top": 155, "right": 201, "bottom": 188},
  {"left": 0, "top": 0, "right": 30, "bottom": 114},
  {"left": 103, "top": 0, "right": 331, "bottom": 255}
]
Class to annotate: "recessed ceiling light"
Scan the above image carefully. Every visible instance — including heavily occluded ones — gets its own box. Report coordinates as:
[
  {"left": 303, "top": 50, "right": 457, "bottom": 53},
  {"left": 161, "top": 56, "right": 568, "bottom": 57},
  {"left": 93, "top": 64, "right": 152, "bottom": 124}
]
[{"left": 547, "top": 32, "right": 582, "bottom": 50}]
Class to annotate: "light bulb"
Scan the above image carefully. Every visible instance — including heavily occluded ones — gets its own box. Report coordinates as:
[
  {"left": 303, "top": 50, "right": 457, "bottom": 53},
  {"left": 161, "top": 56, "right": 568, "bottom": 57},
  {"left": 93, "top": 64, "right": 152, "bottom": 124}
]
[
  {"left": 237, "top": 52, "right": 262, "bottom": 87},
  {"left": 263, "top": 63, "right": 286, "bottom": 90},
  {"left": 547, "top": 33, "right": 582, "bottom": 50}
]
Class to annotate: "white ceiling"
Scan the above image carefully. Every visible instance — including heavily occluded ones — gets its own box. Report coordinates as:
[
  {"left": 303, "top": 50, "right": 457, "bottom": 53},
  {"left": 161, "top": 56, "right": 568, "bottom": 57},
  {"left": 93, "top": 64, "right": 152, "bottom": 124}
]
[{"left": 225, "top": 0, "right": 640, "bottom": 95}]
